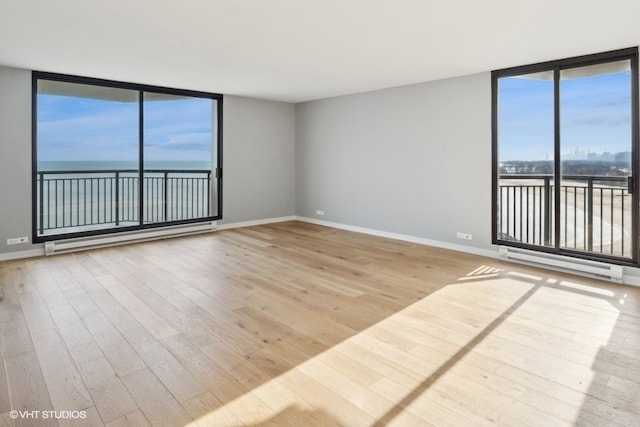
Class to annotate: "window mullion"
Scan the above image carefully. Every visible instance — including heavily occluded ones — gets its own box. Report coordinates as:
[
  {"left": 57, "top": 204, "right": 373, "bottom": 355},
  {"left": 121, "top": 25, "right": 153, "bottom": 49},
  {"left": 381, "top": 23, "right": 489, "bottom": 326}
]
[
  {"left": 553, "top": 67, "right": 561, "bottom": 251},
  {"left": 632, "top": 55, "right": 640, "bottom": 263},
  {"left": 138, "top": 90, "right": 144, "bottom": 226}
]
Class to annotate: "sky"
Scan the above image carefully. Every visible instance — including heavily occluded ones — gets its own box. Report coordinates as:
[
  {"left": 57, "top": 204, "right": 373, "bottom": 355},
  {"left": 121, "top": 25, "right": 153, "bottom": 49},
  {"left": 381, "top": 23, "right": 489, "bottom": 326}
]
[
  {"left": 37, "top": 68, "right": 630, "bottom": 166},
  {"left": 498, "top": 66, "right": 632, "bottom": 162},
  {"left": 37, "top": 92, "right": 214, "bottom": 165}
]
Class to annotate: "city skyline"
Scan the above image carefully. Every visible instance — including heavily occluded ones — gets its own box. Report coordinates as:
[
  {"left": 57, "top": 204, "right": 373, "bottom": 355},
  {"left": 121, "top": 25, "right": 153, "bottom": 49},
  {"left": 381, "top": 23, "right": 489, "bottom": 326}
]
[{"left": 498, "top": 66, "right": 632, "bottom": 162}]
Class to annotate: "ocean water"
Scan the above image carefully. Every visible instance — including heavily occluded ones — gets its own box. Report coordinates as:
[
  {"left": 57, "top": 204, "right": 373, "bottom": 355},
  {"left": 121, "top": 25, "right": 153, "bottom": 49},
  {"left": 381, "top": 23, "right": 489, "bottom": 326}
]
[
  {"left": 38, "top": 160, "right": 212, "bottom": 172},
  {"left": 36, "top": 160, "right": 215, "bottom": 234}
]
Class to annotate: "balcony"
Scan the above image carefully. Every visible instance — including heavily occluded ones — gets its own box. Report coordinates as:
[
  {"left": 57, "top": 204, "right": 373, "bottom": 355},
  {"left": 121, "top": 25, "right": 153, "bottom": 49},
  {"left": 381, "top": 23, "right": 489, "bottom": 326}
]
[
  {"left": 36, "top": 169, "right": 212, "bottom": 236},
  {"left": 498, "top": 174, "right": 632, "bottom": 258}
]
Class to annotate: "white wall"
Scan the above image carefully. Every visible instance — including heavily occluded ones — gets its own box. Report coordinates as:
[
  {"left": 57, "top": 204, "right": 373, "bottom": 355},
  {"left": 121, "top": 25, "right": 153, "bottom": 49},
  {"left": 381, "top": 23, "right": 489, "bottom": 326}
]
[
  {"left": 221, "top": 96, "right": 295, "bottom": 224},
  {"left": 0, "top": 66, "right": 34, "bottom": 257},
  {"left": 0, "top": 66, "right": 296, "bottom": 257},
  {"left": 295, "top": 73, "right": 494, "bottom": 252}
]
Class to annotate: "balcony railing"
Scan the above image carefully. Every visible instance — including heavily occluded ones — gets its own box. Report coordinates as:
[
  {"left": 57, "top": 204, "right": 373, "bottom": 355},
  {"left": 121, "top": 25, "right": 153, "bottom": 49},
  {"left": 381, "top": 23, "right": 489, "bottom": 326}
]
[
  {"left": 498, "top": 174, "right": 632, "bottom": 258},
  {"left": 37, "top": 169, "right": 212, "bottom": 235}
]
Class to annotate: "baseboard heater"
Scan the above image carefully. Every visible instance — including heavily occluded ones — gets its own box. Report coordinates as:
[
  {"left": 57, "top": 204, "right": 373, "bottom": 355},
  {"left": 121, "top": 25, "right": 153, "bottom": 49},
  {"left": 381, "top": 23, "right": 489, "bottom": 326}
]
[
  {"left": 498, "top": 246, "right": 623, "bottom": 283},
  {"left": 44, "top": 221, "right": 217, "bottom": 256}
]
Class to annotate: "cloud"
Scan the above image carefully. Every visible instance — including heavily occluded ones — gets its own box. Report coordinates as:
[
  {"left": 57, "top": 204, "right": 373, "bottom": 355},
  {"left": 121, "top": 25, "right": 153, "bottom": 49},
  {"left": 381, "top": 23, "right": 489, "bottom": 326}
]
[
  {"left": 36, "top": 92, "right": 214, "bottom": 162},
  {"left": 151, "top": 132, "right": 211, "bottom": 151},
  {"left": 593, "top": 96, "right": 630, "bottom": 108},
  {"left": 565, "top": 113, "right": 630, "bottom": 126}
]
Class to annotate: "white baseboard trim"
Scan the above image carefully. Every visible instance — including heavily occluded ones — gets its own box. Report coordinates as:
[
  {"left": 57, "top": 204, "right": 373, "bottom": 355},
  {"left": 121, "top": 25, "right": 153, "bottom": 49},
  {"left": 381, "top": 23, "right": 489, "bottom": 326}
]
[
  {"left": 295, "top": 216, "right": 498, "bottom": 259},
  {"left": 0, "top": 216, "right": 296, "bottom": 262},
  {"left": 217, "top": 216, "right": 297, "bottom": 231},
  {"left": 623, "top": 274, "right": 640, "bottom": 287},
  {"left": 45, "top": 222, "right": 217, "bottom": 256},
  {"left": 2, "top": 215, "right": 639, "bottom": 288},
  {"left": 0, "top": 248, "right": 45, "bottom": 262}
]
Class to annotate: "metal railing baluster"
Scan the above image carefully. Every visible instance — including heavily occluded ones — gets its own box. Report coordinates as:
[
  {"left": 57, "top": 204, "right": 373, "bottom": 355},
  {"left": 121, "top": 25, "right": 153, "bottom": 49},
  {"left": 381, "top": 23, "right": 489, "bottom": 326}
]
[
  {"left": 496, "top": 174, "right": 628, "bottom": 257},
  {"left": 36, "top": 168, "right": 212, "bottom": 236}
]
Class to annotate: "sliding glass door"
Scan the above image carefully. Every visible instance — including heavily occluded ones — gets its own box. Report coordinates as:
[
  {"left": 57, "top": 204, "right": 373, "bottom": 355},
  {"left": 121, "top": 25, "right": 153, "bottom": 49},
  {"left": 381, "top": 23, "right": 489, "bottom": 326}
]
[
  {"left": 559, "top": 61, "right": 633, "bottom": 258},
  {"left": 33, "top": 72, "right": 222, "bottom": 242},
  {"left": 493, "top": 48, "right": 638, "bottom": 264},
  {"left": 143, "top": 93, "right": 218, "bottom": 224},
  {"left": 496, "top": 70, "right": 555, "bottom": 248},
  {"left": 35, "top": 80, "right": 141, "bottom": 236}
]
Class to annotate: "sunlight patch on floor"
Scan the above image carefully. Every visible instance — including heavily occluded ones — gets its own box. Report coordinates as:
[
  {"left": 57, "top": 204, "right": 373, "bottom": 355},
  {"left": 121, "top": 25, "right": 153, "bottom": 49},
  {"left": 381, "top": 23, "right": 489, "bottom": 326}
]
[
  {"left": 186, "top": 265, "right": 622, "bottom": 426},
  {"left": 555, "top": 279, "right": 616, "bottom": 297}
]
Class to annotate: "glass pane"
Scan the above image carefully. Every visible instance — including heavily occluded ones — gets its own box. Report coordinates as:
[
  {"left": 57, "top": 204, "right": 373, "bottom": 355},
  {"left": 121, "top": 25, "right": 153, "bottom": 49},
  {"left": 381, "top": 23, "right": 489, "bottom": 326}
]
[
  {"left": 36, "top": 80, "right": 140, "bottom": 237},
  {"left": 497, "top": 71, "right": 555, "bottom": 247},
  {"left": 143, "top": 93, "right": 215, "bottom": 223},
  {"left": 560, "top": 60, "right": 632, "bottom": 258}
]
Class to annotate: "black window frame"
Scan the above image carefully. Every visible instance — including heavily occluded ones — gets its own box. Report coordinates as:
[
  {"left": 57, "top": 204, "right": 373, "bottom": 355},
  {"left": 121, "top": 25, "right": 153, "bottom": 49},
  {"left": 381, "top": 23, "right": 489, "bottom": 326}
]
[
  {"left": 491, "top": 47, "right": 640, "bottom": 266},
  {"left": 32, "top": 71, "right": 223, "bottom": 243}
]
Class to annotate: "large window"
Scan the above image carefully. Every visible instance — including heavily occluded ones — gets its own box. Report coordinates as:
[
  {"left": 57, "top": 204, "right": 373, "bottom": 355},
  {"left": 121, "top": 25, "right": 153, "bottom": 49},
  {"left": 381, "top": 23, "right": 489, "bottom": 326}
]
[
  {"left": 492, "top": 48, "right": 638, "bottom": 264},
  {"left": 33, "top": 72, "right": 222, "bottom": 242}
]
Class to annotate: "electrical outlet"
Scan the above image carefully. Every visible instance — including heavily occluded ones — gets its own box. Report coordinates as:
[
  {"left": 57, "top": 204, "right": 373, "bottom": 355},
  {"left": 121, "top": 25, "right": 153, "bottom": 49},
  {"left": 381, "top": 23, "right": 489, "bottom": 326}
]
[
  {"left": 7, "top": 236, "right": 29, "bottom": 245},
  {"left": 456, "top": 232, "right": 472, "bottom": 241},
  {"left": 315, "top": 210, "right": 325, "bottom": 216}
]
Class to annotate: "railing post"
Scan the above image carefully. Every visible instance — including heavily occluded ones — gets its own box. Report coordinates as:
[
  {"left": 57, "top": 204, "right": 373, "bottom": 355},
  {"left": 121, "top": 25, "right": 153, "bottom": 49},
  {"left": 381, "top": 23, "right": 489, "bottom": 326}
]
[
  {"left": 115, "top": 172, "right": 120, "bottom": 226},
  {"left": 543, "top": 176, "right": 552, "bottom": 246},
  {"left": 587, "top": 177, "right": 594, "bottom": 251},
  {"left": 207, "top": 171, "right": 211, "bottom": 217},
  {"left": 163, "top": 172, "right": 169, "bottom": 221},
  {"left": 39, "top": 172, "right": 45, "bottom": 235}
]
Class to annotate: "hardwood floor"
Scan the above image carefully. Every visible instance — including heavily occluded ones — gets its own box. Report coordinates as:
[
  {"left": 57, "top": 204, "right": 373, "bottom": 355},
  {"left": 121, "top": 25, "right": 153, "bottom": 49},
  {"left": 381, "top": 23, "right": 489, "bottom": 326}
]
[{"left": 1, "top": 220, "right": 639, "bottom": 426}]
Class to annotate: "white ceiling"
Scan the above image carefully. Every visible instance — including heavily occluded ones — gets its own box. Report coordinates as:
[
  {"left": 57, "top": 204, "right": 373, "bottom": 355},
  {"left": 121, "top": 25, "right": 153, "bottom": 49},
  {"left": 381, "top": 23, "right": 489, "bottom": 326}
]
[{"left": 1, "top": 0, "right": 639, "bottom": 103}]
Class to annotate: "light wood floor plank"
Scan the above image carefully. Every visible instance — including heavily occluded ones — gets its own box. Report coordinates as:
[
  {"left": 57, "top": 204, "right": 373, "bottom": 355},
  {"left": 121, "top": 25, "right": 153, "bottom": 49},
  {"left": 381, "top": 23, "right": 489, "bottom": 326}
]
[
  {"left": 77, "top": 357, "right": 138, "bottom": 424},
  {"left": 0, "top": 412, "right": 13, "bottom": 427},
  {"left": 0, "top": 221, "right": 638, "bottom": 426},
  {"left": 90, "top": 329, "right": 145, "bottom": 378},
  {"left": 104, "top": 410, "right": 150, "bottom": 427},
  {"left": 160, "top": 333, "right": 249, "bottom": 405},
  {"left": 30, "top": 329, "right": 93, "bottom": 412},
  {"left": 78, "top": 285, "right": 142, "bottom": 337},
  {"left": 48, "top": 304, "right": 103, "bottom": 366},
  {"left": 0, "top": 318, "right": 33, "bottom": 360},
  {"left": 121, "top": 327, "right": 205, "bottom": 403},
  {"left": 181, "top": 392, "right": 242, "bottom": 427},
  {"left": 250, "top": 379, "right": 344, "bottom": 427},
  {"left": 8, "top": 261, "right": 38, "bottom": 295},
  {"left": 58, "top": 406, "right": 103, "bottom": 427},
  {"left": 30, "top": 264, "right": 68, "bottom": 310},
  {"left": 0, "top": 266, "right": 23, "bottom": 323},
  {"left": 96, "top": 275, "right": 178, "bottom": 341},
  {"left": 17, "top": 291, "right": 56, "bottom": 335},
  {"left": 277, "top": 369, "right": 375, "bottom": 427},
  {"left": 0, "top": 356, "right": 9, "bottom": 414},
  {"left": 120, "top": 369, "right": 192, "bottom": 427},
  {"left": 4, "top": 351, "right": 57, "bottom": 427}
]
